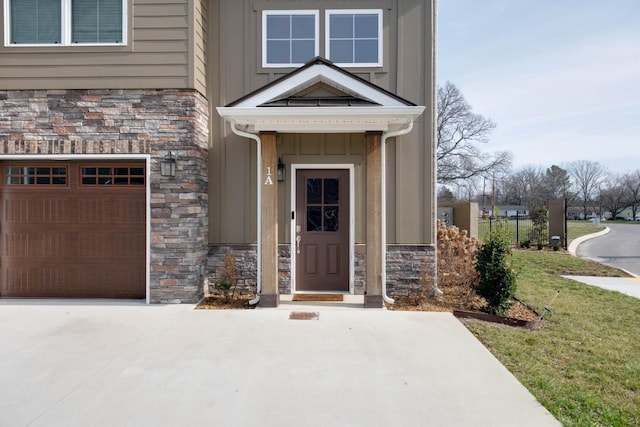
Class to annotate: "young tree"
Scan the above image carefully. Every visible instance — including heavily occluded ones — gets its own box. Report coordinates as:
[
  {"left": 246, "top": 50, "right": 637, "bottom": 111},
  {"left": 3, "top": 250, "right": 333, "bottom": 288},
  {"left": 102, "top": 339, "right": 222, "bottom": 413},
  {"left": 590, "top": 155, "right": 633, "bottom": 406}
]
[
  {"left": 437, "top": 186, "right": 456, "bottom": 202},
  {"left": 599, "top": 175, "right": 627, "bottom": 219},
  {"left": 437, "top": 82, "right": 511, "bottom": 183},
  {"left": 568, "top": 160, "right": 606, "bottom": 219},
  {"left": 543, "top": 165, "right": 572, "bottom": 201},
  {"left": 499, "top": 166, "right": 544, "bottom": 210},
  {"left": 622, "top": 170, "right": 640, "bottom": 219}
]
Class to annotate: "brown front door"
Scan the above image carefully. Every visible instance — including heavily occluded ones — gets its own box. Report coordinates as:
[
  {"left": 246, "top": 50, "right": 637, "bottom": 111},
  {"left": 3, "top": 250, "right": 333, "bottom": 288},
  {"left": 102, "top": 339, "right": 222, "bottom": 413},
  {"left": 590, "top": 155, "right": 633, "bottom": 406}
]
[
  {"left": 295, "top": 169, "right": 349, "bottom": 292},
  {"left": 0, "top": 162, "right": 146, "bottom": 298}
]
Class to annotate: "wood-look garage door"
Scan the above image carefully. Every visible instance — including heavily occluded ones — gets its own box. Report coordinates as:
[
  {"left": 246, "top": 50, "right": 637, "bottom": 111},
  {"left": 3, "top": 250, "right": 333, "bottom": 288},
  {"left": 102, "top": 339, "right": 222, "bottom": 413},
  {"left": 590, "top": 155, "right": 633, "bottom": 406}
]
[{"left": 0, "top": 162, "right": 146, "bottom": 298}]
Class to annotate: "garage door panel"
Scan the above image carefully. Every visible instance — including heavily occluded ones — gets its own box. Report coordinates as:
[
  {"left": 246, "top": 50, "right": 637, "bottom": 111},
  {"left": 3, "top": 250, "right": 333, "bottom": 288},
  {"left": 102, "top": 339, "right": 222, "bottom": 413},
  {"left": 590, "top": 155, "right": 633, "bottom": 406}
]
[
  {"left": 77, "top": 197, "right": 146, "bottom": 224},
  {"left": 77, "top": 232, "right": 145, "bottom": 259},
  {"left": 2, "top": 228, "right": 75, "bottom": 257},
  {"left": 1, "top": 266, "right": 70, "bottom": 297},
  {"left": 2, "top": 197, "right": 73, "bottom": 224},
  {"left": 0, "top": 161, "right": 146, "bottom": 299}
]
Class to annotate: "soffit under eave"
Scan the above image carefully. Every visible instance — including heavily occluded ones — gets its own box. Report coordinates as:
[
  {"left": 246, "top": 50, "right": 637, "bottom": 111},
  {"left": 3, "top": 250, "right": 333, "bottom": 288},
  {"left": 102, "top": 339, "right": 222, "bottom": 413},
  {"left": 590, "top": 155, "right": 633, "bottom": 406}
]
[{"left": 216, "top": 106, "right": 426, "bottom": 133}]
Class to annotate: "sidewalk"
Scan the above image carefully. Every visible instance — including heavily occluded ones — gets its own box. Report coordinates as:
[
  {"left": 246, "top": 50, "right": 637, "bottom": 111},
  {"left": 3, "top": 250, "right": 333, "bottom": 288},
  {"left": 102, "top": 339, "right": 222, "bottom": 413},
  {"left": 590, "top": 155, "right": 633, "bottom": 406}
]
[
  {"left": 561, "top": 276, "right": 640, "bottom": 299},
  {"left": 0, "top": 301, "right": 560, "bottom": 427}
]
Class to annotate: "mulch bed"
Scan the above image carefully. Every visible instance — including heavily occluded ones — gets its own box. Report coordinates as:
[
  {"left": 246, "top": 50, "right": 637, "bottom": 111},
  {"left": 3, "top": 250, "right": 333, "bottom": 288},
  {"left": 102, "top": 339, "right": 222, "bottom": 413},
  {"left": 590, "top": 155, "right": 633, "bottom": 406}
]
[
  {"left": 453, "top": 298, "right": 541, "bottom": 329},
  {"left": 389, "top": 282, "right": 542, "bottom": 329},
  {"left": 196, "top": 287, "right": 541, "bottom": 330},
  {"left": 195, "top": 294, "right": 257, "bottom": 310}
]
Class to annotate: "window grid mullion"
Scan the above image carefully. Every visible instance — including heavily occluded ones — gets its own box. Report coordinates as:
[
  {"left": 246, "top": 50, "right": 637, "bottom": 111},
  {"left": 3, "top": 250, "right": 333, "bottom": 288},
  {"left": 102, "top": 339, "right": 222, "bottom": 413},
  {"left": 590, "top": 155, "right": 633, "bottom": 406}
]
[
  {"left": 61, "top": 0, "right": 71, "bottom": 45},
  {"left": 288, "top": 15, "right": 293, "bottom": 63}
]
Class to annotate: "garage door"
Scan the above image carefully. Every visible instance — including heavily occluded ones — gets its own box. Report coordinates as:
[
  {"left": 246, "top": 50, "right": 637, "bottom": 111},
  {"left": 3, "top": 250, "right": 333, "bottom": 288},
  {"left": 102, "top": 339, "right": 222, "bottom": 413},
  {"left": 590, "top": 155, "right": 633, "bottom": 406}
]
[{"left": 0, "top": 162, "right": 146, "bottom": 298}]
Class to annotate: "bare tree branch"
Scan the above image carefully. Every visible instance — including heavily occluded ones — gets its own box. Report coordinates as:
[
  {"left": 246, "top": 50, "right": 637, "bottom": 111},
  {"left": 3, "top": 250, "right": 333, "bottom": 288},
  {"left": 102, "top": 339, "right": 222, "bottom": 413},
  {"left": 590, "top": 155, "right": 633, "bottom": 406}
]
[
  {"left": 568, "top": 160, "right": 607, "bottom": 219},
  {"left": 437, "top": 81, "right": 511, "bottom": 183}
]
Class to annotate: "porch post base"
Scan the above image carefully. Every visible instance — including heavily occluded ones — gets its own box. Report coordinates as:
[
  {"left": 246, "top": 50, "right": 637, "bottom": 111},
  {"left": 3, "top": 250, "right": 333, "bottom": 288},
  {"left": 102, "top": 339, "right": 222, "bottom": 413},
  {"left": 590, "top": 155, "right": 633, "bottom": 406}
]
[
  {"left": 259, "top": 293, "right": 280, "bottom": 308},
  {"left": 364, "top": 294, "right": 384, "bottom": 308}
]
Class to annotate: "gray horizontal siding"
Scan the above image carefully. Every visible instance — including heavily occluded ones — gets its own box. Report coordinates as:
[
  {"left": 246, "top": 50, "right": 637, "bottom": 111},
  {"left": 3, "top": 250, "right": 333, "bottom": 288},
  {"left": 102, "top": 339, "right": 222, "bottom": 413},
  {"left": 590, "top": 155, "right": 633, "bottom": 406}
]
[{"left": 0, "top": 0, "right": 201, "bottom": 92}]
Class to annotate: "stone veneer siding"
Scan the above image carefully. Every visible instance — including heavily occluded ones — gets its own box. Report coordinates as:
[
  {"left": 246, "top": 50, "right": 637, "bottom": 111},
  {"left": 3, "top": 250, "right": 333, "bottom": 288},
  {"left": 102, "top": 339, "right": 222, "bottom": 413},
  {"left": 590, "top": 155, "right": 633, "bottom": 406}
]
[
  {"left": 207, "top": 244, "right": 436, "bottom": 297},
  {"left": 385, "top": 245, "right": 437, "bottom": 296},
  {"left": 206, "top": 245, "right": 291, "bottom": 295},
  {"left": 0, "top": 89, "right": 209, "bottom": 303}
]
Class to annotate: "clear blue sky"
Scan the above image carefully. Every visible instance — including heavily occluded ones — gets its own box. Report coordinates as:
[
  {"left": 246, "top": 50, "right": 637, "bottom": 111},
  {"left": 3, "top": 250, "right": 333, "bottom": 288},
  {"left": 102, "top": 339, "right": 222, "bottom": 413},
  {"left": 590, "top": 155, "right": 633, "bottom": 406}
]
[{"left": 437, "top": 0, "right": 640, "bottom": 174}]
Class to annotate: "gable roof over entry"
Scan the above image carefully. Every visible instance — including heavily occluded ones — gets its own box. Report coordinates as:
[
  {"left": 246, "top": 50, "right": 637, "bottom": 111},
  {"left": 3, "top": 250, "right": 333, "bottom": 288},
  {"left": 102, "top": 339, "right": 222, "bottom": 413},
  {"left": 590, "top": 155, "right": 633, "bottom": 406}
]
[{"left": 217, "top": 57, "right": 425, "bottom": 133}]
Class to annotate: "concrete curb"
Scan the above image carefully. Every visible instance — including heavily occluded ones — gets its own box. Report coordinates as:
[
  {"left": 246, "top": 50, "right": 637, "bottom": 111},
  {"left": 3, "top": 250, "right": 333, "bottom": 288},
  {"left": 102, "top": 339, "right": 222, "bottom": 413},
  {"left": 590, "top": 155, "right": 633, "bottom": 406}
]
[{"left": 567, "top": 226, "right": 610, "bottom": 256}]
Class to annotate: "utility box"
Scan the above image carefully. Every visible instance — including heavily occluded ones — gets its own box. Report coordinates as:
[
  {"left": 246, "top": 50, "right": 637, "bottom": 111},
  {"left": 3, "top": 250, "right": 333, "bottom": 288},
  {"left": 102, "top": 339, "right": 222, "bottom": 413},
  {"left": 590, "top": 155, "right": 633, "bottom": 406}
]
[{"left": 437, "top": 207, "right": 453, "bottom": 227}]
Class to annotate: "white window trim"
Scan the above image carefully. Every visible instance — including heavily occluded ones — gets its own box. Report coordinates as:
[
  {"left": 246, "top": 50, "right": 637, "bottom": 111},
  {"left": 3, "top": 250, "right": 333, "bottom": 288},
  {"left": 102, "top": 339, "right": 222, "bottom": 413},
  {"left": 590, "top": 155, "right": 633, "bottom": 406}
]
[
  {"left": 325, "top": 9, "right": 383, "bottom": 68},
  {"left": 262, "top": 9, "right": 319, "bottom": 68},
  {"left": 3, "top": 0, "right": 128, "bottom": 47}
]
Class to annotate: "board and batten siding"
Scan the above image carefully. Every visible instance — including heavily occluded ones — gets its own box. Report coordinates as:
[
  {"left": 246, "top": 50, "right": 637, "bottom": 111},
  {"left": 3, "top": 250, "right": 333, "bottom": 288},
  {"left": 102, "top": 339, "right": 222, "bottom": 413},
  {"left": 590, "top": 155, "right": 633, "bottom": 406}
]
[
  {"left": 208, "top": 0, "right": 435, "bottom": 246},
  {"left": 0, "top": 0, "right": 206, "bottom": 95}
]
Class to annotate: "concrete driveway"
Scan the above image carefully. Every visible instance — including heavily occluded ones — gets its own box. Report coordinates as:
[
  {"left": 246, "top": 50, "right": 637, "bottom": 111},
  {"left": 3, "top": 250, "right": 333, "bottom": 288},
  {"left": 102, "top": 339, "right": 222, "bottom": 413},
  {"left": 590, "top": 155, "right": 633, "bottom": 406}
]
[{"left": 0, "top": 300, "right": 559, "bottom": 427}]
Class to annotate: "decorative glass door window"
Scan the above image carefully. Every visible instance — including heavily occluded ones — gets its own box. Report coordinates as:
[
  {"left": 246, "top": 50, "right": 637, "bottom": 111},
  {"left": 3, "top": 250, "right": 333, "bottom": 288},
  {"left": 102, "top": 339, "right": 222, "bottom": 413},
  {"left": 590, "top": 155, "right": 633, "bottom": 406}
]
[
  {"left": 306, "top": 178, "right": 340, "bottom": 232},
  {"left": 262, "top": 10, "right": 318, "bottom": 67}
]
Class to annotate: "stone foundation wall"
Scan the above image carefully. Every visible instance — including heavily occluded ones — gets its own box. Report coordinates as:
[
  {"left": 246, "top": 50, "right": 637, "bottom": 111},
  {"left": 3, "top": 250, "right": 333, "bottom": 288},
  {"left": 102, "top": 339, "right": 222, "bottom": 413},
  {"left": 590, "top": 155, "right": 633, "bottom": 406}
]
[
  {"left": 385, "top": 245, "right": 437, "bottom": 296},
  {"left": 0, "top": 89, "right": 209, "bottom": 303},
  {"left": 206, "top": 243, "right": 436, "bottom": 297},
  {"left": 206, "top": 244, "right": 291, "bottom": 295}
]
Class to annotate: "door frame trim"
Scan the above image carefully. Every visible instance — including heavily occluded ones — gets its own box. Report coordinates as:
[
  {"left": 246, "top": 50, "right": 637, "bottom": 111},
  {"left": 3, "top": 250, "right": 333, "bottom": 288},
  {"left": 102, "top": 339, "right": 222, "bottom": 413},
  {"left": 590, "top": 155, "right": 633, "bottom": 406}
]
[
  {"left": 290, "top": 164, "right": 355, "bottom": 294},
  {"left": 0, "top": 154, "right": 151, "bottom": 303}
]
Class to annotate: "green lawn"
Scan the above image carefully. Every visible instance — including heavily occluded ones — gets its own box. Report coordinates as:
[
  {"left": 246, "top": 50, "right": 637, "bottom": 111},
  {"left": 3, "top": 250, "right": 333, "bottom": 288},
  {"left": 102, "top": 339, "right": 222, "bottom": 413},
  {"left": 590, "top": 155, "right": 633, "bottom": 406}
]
[
  {"left": 567, "top": 220, "right": 606, "bottom": 242},
  {"left": 465, "top": 251, "right": 640, "bottom": 426}
]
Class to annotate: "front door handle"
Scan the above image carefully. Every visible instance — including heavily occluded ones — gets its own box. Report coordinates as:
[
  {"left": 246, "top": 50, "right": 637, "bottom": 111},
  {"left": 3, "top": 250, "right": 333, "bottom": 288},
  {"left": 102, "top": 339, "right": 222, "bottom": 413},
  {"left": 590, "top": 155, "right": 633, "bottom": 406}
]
[{"left": 296, "top": 235, "right": 302, "bottom": 254}]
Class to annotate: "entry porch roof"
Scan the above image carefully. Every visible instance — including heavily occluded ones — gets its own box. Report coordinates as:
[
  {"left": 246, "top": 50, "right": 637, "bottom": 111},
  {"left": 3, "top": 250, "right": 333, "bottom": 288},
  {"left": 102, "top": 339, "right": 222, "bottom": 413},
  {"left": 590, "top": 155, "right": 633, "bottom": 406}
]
[{"left": 217, "top": 57, "right": 425, "bottom": 133}]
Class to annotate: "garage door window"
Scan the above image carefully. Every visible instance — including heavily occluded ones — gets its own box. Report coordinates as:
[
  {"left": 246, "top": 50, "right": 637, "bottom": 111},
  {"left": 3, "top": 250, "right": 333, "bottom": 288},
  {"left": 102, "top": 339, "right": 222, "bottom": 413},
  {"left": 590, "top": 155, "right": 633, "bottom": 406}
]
[
  {"left": 81, "top": 166, "right": 145, "bottom": 186},
  {"left": 4, "top": 166, "right": 67, "bottom": 185}
]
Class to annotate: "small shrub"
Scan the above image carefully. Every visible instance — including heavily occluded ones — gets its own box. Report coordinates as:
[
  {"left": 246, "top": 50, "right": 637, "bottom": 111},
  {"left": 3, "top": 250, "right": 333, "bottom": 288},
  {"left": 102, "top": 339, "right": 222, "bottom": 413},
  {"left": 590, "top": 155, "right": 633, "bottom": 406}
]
[
  {"left": 553, "top": 242, "right": 561, "bottom": 251},
  {"left": 474, "top": 220, "right": 517, "bottom": 316},
  {"left": 520, "top": 239, "right": 531, "bottom": 249},
  {"left": 216, "top": 253, "right": 238, "bottom": 300}
]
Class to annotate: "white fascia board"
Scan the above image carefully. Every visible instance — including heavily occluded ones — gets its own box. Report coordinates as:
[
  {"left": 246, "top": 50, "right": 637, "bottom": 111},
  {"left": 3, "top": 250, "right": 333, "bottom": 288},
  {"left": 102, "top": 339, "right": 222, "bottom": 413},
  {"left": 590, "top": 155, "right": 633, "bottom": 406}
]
[
  {"left": 217, "top": 106, "right": 425, "bottom": 133},
  {"left": 231, "top": 64, "right": 410, "bottom": 107},
  {"left": 217, "top": 106, "right": 424, "bottom": 119}
]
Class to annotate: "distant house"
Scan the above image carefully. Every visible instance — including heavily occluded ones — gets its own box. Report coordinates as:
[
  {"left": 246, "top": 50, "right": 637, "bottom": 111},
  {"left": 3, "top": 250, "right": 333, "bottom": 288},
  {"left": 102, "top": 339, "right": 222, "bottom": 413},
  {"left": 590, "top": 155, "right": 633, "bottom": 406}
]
[
  {"left": 0, "top": 1, "right": 437, "bottom": 307},
  {"left": 479, "top": 205, "right": 529, "bottom": 218}
]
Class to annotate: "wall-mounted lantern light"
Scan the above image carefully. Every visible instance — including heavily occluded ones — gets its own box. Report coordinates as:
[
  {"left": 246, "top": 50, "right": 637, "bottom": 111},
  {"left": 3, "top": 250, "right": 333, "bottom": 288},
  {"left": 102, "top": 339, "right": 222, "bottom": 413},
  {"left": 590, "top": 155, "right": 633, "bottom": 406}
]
[
  {"left": 277, "top": 158, "right": 285, "bottom": 182},
  {"left": 160, "top": 151, "right": 176, "bottom": 177}
]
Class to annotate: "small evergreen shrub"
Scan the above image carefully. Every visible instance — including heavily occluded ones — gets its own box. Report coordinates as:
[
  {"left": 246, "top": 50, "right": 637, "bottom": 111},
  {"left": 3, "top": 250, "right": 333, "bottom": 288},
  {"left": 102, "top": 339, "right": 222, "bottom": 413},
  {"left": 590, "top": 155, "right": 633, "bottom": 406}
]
[
  {"left": 474, "top": 220, "right": 517, "bottom": 316},
  {"left": 520, "top": 239, "right": 531, "bottom": 249}
]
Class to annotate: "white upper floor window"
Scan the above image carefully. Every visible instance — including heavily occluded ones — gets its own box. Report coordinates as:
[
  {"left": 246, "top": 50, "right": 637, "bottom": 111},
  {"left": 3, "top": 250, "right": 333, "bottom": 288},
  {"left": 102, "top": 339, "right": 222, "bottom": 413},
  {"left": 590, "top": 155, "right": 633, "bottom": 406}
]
[
  {"left": 4, "top": 0, "right": 126, "bottom": 46},
  {"left": 262, "top": 10, "right": 319, "bottom": 68},
  {"left": 326, "top": 9, "right": 382, "bottom": 67}
]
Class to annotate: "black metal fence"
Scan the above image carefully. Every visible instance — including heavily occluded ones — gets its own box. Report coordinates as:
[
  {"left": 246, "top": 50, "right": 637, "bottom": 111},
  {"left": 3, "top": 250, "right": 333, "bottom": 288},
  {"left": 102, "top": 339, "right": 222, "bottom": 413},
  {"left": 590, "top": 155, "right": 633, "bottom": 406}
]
[{"left": 478, "top": 214, "right": 550, "bottom": 247}]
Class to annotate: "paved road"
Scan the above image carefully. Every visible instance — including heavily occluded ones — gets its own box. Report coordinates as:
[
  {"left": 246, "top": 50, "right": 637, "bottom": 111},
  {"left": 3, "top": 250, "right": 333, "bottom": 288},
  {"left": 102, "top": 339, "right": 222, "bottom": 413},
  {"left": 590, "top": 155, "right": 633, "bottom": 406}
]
[{"left": 576, "top": 223, "right": 640, "bottom": 276}]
